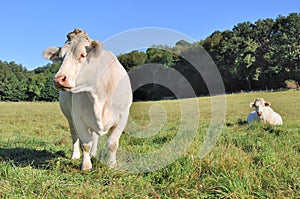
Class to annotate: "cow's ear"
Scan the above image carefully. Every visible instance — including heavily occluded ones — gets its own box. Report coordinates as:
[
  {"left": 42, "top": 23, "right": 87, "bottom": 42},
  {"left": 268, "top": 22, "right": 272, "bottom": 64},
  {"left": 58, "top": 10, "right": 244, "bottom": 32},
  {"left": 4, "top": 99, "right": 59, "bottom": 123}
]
[
  {"left": 87, "top": 40, "right": 102, "bottom": 57},
  {"left": 249, "top": 102, "right": 254, "bottom": 107},
  {"left": 43, "top": 46, "right": 61, "bottom": 62},
  {"left": 264, "top": 102, "right": 271, "bottom": 106}
]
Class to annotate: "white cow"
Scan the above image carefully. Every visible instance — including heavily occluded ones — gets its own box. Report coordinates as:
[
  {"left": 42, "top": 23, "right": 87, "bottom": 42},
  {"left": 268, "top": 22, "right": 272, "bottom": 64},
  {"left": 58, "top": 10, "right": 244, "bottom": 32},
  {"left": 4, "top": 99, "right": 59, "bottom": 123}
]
[
  {"left": 43, "top": 29, "right": 132, "bottom": 170},
  {"left": 247, "top": 98, "right": 283, "bottom": 125}
]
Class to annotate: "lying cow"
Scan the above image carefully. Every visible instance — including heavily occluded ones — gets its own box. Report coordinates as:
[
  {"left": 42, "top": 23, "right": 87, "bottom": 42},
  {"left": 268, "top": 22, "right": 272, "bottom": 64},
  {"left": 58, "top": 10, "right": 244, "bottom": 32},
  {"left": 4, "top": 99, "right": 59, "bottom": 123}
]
[
  {"left": 43, "top": 29, "right": 132, "bottom": 170},
  {"left": 247, "top": 98, "right": 283, "bottom": 125}
]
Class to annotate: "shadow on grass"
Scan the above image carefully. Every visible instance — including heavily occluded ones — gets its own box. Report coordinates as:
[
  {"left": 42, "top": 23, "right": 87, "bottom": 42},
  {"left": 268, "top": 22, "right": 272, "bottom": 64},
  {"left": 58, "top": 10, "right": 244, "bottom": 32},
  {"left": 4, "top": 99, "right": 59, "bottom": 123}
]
[
  {"left": 225, "top": 118, "right": 284, "bottom": 136},
  {"left": 226, "top": 119, "right": 248, "bottom": 127},
  {"left": 0, "top": 147, "right": 66, "bottom": 169},
  {"left": 262, "top": 126, "right": 283, "bottom": 136}
]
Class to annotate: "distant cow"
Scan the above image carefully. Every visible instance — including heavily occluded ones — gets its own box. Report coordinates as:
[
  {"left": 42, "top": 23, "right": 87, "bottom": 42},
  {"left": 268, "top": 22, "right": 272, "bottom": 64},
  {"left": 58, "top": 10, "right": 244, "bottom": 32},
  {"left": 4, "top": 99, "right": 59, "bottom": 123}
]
[
  {"left": 247, "top": 98, "right": 283, "bottom": 125},
  {"left": 43, "top": 29, "right": 132, "bottom": 170}
]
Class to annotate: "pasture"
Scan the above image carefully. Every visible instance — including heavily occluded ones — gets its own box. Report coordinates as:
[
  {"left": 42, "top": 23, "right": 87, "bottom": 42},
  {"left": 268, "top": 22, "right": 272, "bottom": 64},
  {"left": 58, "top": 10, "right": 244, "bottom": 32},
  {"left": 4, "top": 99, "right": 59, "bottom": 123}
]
[{"left": 0, "top": 91, "right": 299, "bottom": 198}]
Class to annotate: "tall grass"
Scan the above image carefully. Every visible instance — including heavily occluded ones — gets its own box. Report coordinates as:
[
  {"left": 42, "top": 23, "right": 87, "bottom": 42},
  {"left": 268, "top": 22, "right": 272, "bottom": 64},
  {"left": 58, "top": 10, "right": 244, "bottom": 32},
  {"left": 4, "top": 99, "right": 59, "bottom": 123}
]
[{"left": 0, "top": 91, "right": 299, "bottom": 198}]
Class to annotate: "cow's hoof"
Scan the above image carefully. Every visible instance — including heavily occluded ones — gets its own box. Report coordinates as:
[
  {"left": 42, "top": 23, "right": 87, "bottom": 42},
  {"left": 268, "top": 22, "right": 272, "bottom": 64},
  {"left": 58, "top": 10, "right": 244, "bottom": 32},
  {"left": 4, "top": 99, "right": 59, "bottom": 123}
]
[
  {"left": 108, "top": 162, "right": 117, "bottom": 169},
  {"left": 81, "top": 161, "right": 92, "bottom": 171},
  {"left": 81, "top": 164, "right": 92, "bottom": 171},
  {"left": 71, "top": 155, "right": 81, "bottom": 160}
]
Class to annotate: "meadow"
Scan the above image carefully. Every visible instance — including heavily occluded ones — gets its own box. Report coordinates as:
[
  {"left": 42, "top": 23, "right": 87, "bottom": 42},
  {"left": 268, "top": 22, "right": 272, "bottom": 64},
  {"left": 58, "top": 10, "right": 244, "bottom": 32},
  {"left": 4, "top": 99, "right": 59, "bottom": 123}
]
[{"left": 0, "top": 90, "right": 299, "bottom": 198}]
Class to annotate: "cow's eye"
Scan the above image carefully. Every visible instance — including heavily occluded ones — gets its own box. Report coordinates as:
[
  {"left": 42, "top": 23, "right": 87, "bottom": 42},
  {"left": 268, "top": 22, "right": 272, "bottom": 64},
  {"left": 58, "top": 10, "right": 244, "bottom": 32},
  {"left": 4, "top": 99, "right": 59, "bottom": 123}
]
[{"left": 80, "top": 53, "right": 87, "bottom": 58}]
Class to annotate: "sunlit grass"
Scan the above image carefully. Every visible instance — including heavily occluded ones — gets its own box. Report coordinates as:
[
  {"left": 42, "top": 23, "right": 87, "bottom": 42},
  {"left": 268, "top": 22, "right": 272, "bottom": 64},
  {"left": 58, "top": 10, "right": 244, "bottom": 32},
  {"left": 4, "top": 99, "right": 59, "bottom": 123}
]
[{"left": 0, "top": 90, "right": 299, "bottom": 198}]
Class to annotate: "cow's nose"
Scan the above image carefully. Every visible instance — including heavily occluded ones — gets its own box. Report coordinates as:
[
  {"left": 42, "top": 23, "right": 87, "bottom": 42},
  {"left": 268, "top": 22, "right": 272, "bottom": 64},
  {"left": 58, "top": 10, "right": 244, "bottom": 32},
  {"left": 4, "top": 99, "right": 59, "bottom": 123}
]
[
  {"left": 54, "top": 74, "right": 70, "bottom": 88},
  {"left": 257, "top": 111, "right": 262, "bottom": 116}
]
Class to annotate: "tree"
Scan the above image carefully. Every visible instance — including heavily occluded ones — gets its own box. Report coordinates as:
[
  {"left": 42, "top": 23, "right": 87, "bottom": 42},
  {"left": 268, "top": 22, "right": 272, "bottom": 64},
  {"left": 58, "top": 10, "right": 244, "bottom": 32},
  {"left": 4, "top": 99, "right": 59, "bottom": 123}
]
[
  {"left": 146, "top": 48, "right": 175, "bottom": 67},
  {"left": 118, "top": 51, "right": 147, "bottom": 71},
  {"left": 264, "top": 13, "right": 300, "bottom": 88},
  {"left": 172, "top": 40, "right": 193, "bottom": 55},
  {"left": 26, "top": 73, "right": 46, "bottom": 101},
  {"left": 40, "top": 74, "right": 59, "bottom": 101},
  {"left": 0, "top": 61, "right": 28, "bottom": 101}
]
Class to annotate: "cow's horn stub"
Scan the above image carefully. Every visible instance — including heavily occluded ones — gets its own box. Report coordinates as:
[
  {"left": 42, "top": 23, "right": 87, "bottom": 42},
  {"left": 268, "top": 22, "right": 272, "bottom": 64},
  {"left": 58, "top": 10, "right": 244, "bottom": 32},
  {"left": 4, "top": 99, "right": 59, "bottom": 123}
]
[{"left": 66, "top": 28, "right": 91, "bottom": 42}]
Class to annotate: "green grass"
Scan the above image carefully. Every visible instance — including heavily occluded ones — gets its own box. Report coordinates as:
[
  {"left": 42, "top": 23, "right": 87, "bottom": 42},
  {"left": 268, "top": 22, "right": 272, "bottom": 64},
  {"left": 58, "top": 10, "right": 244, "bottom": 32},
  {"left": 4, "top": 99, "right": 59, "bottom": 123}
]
[{"left": 0, "top": 91, "right": 299, "bottom": 198}]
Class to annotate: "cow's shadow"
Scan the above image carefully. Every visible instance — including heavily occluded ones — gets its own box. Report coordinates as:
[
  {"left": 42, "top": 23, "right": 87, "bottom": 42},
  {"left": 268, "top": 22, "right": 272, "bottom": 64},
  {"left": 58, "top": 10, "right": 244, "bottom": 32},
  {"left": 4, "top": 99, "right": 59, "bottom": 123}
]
[
  {"left": 226, "top": 119, "right": 248, "bottom": 127},
  {"left": 0, "top": 147, "right": 66, "bottom": 169}
]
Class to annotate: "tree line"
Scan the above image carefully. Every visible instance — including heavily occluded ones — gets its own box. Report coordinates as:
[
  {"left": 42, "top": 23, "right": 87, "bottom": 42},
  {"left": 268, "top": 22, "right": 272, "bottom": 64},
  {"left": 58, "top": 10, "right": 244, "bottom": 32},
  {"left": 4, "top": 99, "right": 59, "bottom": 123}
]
[
  {"left": 0, "top": 61, "right": 60, "bottom": 101},
  {"left": 0, "top": 13, "right": 299, "bottom": 101}
]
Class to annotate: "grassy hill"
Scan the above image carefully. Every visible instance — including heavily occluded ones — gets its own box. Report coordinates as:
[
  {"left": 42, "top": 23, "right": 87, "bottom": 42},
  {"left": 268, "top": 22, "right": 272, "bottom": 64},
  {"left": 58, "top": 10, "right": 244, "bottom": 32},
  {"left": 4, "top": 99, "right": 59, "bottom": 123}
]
[{"left": 0, "top": 90, "right": 299, "bottom": 198}]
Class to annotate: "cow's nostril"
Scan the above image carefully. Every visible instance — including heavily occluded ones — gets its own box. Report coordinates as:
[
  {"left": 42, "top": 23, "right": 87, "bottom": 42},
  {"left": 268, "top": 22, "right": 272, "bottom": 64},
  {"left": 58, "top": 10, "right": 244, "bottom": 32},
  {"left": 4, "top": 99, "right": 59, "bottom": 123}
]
[
  {"left": 61, "top": 76, "right": 66, "bottom": 82},
  {"left": 55, "top": 75, "right": 67, "bottom": 83},
  {"left": 54, "top": 74, "right": 70, "bottom": 89}
]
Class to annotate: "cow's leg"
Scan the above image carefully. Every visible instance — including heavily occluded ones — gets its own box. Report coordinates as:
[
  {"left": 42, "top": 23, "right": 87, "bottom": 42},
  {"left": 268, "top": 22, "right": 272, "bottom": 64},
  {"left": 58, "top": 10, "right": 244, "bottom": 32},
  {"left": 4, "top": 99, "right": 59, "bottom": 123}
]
[
  {"left": 68, "top": 120, "right": 81, "bottom": 160},
  {"left": 75, "top": 124, "right": 93, "bottom": 170},
  {"left": 81, "top": 141, "right": 93, "bottom": 171},
  {"left": 90, "top": 131, "right": 99, "bottom": 158},
  {"left": 106, "top": 126, "right": 122, "bottom": 168}
]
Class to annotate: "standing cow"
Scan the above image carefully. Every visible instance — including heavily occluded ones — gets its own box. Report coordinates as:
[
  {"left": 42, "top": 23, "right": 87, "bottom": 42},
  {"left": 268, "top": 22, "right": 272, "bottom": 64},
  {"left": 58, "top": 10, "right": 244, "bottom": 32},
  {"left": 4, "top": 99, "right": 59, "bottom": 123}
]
[
  {"left": 43, "top": 29, "right": 132, "bottom": 170},
  {"left": 247, "top": 98, "right": 283, "bottom": 125}
]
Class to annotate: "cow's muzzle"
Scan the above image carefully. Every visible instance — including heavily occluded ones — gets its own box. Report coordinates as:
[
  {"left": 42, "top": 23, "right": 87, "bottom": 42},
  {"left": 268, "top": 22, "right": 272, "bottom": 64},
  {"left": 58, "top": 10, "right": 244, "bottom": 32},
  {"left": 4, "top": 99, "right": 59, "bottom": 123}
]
[
  {"left": 54, "top": 74, "right": 72, "bottom": 91},
  {"left": 256, "top": 111, "right": 263, "bottom": 116}
]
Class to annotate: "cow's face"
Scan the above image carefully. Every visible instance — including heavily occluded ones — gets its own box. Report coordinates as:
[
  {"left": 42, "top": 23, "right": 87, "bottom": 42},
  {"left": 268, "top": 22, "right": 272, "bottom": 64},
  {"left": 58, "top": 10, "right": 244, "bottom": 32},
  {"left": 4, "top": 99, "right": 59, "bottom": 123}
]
[
  {"left": 249, "top": 98, "right": 270, "bottom": 117},
  {"left": 43, "top": 31, "right": 102, "bottom": 92}
]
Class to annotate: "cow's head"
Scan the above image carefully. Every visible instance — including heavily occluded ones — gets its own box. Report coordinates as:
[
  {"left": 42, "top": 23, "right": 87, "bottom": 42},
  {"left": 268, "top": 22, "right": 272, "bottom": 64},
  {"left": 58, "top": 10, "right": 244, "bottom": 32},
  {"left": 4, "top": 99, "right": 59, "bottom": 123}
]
[
  {"left": 43, "top": 29, "right": 102, "bottom": 91},
  {"left": 249, "top": 98, "right": 270, "bottom": 117}
]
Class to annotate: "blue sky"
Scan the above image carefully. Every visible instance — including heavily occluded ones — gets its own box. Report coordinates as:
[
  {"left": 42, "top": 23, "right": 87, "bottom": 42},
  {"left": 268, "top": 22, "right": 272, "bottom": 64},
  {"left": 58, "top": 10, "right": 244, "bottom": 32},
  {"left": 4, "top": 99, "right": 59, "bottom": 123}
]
[{"left": 0, "top": 0, "right": 299, "bottom": 70}]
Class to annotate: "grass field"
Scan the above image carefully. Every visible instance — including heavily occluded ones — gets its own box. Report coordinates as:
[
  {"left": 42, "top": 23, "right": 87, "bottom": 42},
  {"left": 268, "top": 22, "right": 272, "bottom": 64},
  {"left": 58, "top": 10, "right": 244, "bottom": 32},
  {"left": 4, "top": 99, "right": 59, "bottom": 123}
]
[{"left": 0, "top": 90, "right": 299, "bottom": 198}]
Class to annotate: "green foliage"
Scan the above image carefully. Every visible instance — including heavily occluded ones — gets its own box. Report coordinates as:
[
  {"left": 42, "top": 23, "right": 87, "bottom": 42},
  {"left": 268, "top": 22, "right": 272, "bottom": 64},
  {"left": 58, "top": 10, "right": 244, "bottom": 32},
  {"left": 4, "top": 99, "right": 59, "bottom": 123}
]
[
  {"left": 0, "top": 61, "right": 28, "bottom": 101},
  {"left": 0, "top": 61, "right": 59, "bottom": 101},
  {"left": 265, "top": 14, "right": 300, "bottom": 77},
  {"left": 209, "top": 13, "right": 300, "bottom": 91},
  {"left": 117, "top": 13, "right": 300, "bottom": 95},
  {"left": 40, "top": 74, "right": 59, "bottom": 101},
  {"left": 118, "top": 51, "right": 147, "bottom": 70},
  {"left": 146, "top": 47, "right": 176, "bottom": 67}
]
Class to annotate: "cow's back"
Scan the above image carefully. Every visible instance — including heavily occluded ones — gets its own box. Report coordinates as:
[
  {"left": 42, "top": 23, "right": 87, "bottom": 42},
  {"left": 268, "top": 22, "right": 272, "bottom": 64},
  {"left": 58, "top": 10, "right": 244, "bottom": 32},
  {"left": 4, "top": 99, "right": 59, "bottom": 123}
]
[{"left": 270, "top": 111, "right": 283, "bottom": 125}]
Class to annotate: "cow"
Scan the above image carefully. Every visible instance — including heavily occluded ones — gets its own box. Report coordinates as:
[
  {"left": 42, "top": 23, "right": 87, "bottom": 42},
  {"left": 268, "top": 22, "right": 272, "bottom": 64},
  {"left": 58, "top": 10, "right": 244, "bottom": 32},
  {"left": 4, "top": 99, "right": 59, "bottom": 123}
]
[
  {"left": 247, "top": 98, "right": 283, "bottom": 125},
  {"left": 43, "top": 29, "right": 132, "bottom": 170}
]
